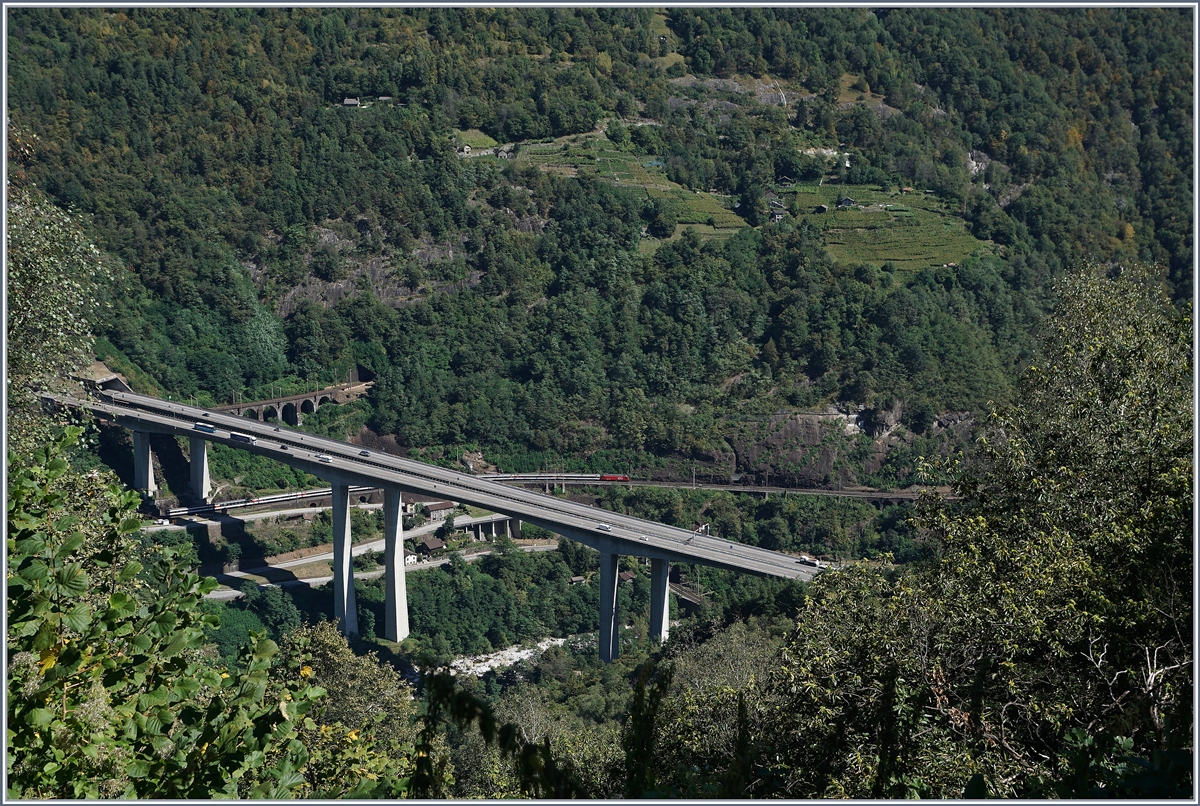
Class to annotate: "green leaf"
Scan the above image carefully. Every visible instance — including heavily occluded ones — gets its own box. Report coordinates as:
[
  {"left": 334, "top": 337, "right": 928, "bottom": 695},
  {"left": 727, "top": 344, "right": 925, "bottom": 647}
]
[
  {"left": 141, "top": 710, "right": 165, "bottom": 736},
  {"left": 196, "top": 668, "right": 223, "bottom": 688},
  {"left": 18, "top": 559, "right": 48, "bottom": 582},
  {"left": 116, "top": 560, "right": 143, "bottom": 582},
  {"left": 14, "top": 528, "right": 48, "bottom": 551},
  {"left": 29, "top": 708, "right": 55, "bottom": 727},
  {"left": 252, "top": 638, "right": 280, "bottom": 660},
  {"left": 150, "top": 610, "right": 178, "bottom": 637},
  {"left": 62, "top": 603, "right": 91, "bottom": 633},
  {"left": 53, "top": 564, "right": 88, "bottom": 596},
  {"left": 150, "top": 734, "right": 174, "bottom": 756},
  {"left": 173, "top": 676, "right": 201, "bottom": 698},
  {"left": 161, "top": 632, "right": 190, "bottom": 658},
  {"left": 106, "top": 592, "right": 136, "bottom": 617},
  {"left": 118, "top": 517, "right": 144, "bottom": 535},
  {"left": 31, "top": 621, "right": 58, "bottom": 652},
  {"left": 53, "top": 531, "right": 84, "bottom": 558},
  {"left": 138, "top": 686, "right": 170, "bottom": 710},
  {"left": 270, "top": 769, "right": 305, "bottom": 792}
]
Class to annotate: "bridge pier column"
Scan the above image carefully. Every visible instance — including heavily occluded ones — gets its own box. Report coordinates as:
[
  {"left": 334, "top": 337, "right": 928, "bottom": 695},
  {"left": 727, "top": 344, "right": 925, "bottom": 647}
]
[
  {"left": 511, "top": 518, "right": 521, "bottom": 539},
  {"left": 383, "top": 488, "right": 409, "bottom": 643},
  {"left": 599, "top": 551, "right": 620, "bottom": 663},
  {"left": 649, "top": 558, "right": 670, "bottom": 644},
  {"left": 132, "top": 431, "right": 157, "bottom": 495},
  {"left": 331, "top": 484, "right": 359, "bottom": 636},
  {"left": 189, "top": 437, "right": 211, "bottom": 503}
]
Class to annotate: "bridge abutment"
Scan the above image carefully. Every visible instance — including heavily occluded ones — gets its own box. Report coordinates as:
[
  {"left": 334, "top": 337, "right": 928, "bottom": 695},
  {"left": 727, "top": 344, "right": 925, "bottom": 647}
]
[
  {"left": 132, "top": 431, "right": 157, "bottom": 494},
  {"left": 331, "top": 484, "right": 359, "bottom": 636},
  {"left": 649, "top": 558, "right": 670, "bottom": 644},
  {"left": 599, "top": 551, "right": 621, "bottom": 662},
  {"left": 383, "top": 488, "right": 410, "bottom": 642}
]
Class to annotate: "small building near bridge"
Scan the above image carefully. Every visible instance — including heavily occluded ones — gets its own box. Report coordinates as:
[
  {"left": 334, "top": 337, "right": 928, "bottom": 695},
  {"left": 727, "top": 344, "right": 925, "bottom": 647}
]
[
  {"left": 417, "top": 536, "right": 446, "bottom": 556},
  {"left": 426, "top": 501, "right": 455, "bottom": 521}
]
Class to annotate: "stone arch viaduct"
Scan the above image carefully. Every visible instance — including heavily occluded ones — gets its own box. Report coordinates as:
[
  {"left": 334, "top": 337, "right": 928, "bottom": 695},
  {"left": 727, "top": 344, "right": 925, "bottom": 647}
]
[{"left": 213, "top": 381, "right": 373, "bottom": 427}]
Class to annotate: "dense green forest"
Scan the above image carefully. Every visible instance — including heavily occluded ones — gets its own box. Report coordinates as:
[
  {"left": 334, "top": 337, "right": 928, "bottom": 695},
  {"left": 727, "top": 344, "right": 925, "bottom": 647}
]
[
  {"left": 7, "top": 7, "right": 1192, "bottom": 799},
  {"left": 8, "top": 7, "right": 1191, "bottom": 486}
]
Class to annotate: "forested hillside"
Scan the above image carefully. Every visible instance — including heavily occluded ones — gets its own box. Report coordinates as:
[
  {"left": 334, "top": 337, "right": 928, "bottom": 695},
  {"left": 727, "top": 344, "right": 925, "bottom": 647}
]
[{"left": 8, "top": 7, "right": 1191, "bottom": 486}]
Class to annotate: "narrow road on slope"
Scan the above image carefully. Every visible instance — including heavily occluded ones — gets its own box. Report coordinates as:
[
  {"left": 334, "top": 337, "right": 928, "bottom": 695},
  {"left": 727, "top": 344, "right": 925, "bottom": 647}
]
[
  {"left": 205, "top": 543, "right": 560, "bottom": 600},
  {"left": 143, "top": 506, "right": 527, "bottom": 600}
]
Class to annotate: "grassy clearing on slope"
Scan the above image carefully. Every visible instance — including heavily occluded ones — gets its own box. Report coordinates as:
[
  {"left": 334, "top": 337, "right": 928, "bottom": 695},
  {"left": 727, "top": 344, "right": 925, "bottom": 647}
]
[
  {"left": 637, "top": 224, "right": 741, "bottom": 254},
  {"left": 454, "top": 129, "right": 498, "bottom": 149},
  {"left": 837, "top": 72, "right": 890, "bottom": 107}
]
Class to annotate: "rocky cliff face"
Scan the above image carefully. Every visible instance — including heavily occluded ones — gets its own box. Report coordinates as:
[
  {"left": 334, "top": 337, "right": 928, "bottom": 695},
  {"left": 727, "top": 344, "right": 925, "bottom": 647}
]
[
  {"left": 718, "top": 403, "right": 974, "bottom": 489},
  {"left": 721, "top": 407, "right": 863, "bottom": 488}
]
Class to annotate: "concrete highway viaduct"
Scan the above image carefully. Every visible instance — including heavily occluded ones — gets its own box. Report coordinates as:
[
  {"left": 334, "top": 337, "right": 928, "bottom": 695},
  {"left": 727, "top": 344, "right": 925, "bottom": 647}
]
[{"left": 50, "top": 390, "right": 817, "bottom": 663}]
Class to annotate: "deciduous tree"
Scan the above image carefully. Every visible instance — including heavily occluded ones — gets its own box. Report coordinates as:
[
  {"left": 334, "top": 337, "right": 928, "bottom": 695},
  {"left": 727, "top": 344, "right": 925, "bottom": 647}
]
[{"left": 761, "top": 267, "right": 1192, "bottom": 797}]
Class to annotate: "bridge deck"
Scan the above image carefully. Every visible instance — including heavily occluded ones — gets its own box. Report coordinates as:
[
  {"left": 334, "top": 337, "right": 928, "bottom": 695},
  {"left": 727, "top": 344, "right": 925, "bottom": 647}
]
[{"left": 53, "top": 391, "right": 816, "bottom": 582}]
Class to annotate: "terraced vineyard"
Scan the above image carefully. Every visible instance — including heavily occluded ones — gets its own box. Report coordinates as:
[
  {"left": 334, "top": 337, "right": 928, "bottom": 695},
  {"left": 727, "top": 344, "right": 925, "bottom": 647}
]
[
  {"left": 788, "top": 184, "right": 995, "bottom": 270},
  {"left": 517, "top": 141, "right": 585, "bottom": 177},
  {"left": 513, "top": 130, "right": 747, "bottom": 241},
  {"left": 648, "top": 186, "right": 744, "bottom": 227},
  {"left": 505, "top": 132, "right": 987, "bottom": 268}
]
